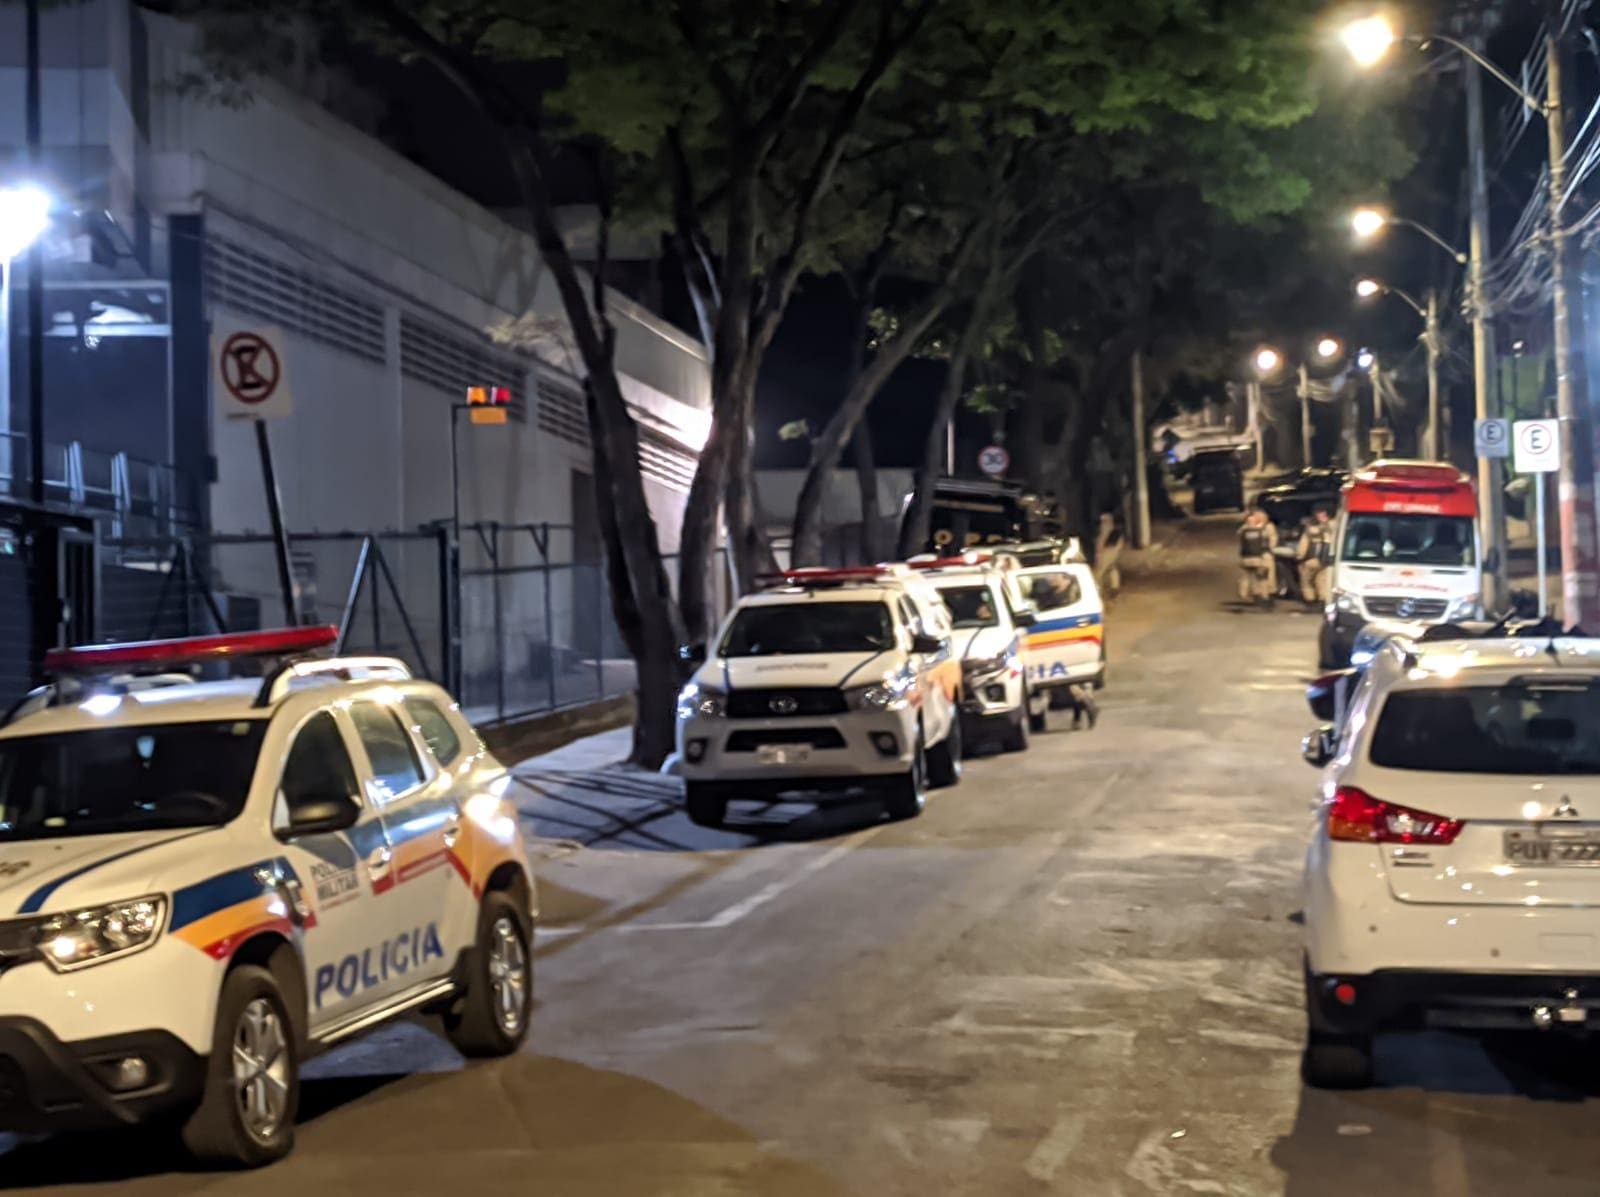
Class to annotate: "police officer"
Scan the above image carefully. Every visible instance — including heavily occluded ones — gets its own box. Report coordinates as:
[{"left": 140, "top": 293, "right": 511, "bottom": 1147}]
[
  {"left": 1238, "top": 507, "right": 1278, "bottom": 608},
  {"left": 1297, "top": 507, "right": 1335, "bottom": 608}
]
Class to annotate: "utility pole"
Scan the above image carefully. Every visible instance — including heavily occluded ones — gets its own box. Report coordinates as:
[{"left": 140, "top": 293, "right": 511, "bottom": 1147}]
[
  {"left": 25, "top": 0, "right": 43, "bottom": 508},
  {"left": 1545, "top": 0, "right": 1599, "bottom": 627},
  {"left": 1130, "top": 350, "right": 1150, "bottom": 549},
  {"left": 1298, "top": 364, "right": 1313, "bottom": 468},
  {"left": 1425, "top": 289, "right": 1442, "bottom": 461},
  {"left": 1465, "top": 22, "right": 1508, "bottom": 610}
]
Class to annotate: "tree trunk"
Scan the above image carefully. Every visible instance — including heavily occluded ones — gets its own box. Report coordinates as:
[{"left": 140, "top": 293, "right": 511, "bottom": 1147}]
[
  {"left": 898, "top": 294, "right": 991, "bottom": 557},
  {"left": 1014, "top": 261, "right": 1049, "bottom": 493},
  {"left": 790, "top": 227, "right": 983, "bottom": 565},
  {"left": 852, "top": 422, "right": 883, "bottom": 563}
]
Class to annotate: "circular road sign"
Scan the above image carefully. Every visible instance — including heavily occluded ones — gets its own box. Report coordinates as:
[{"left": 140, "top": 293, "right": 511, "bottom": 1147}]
[
  {"left": 220, "top": 332, "right": 282, "bottom": 406},
  {"left": 977, "top": 444, "right": 1010, "bottom": 478},
  {"left": 1522, "top": 423, "right": 1552, "bottom": 455}
]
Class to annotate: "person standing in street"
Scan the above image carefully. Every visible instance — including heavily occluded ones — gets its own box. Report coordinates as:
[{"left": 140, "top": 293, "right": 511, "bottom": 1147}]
[
  {"left": 1297, "top": 507, "right": 1335, "bottom": 609},
  {"left": 1238, "top": 507, "right": 1278, "bottom": 608}
]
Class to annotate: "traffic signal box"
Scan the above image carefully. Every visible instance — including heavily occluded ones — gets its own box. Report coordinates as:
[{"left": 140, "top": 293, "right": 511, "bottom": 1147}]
[{"left": 466, "top": 385, "right": 511, "bottom": 425}]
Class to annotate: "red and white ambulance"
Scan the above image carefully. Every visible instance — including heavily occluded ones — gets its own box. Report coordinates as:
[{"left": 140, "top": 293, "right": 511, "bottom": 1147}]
[{"left": 1319, "top": 461, "right": 1483, "bottom": 668}]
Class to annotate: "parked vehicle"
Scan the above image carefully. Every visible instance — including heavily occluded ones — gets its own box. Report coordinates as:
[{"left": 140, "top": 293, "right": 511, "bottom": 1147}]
[
  {"left": 901, "top": 478, "right": 1062, "bottom": 556},
  {"left": 676, "top": 566, "right": 963, "bottom": 826},
  {"left": 1300, "top": 625, "right": 1600, "bottom": 1088},
  {"left": 1320, "top": 460, "right": 1483, "bottom": 668},
  {"left": 1258, "top": 468, "right": 1348, "bottom": 530},
  {"left": 0, "top": 627, "right": 535, "bottom": 1166},
  {"left": 1189, "top": 448, "right": 1245, "bottom": 513},
  {"left": 915, "top": 558, "right": 1035, "bottom": 753}
]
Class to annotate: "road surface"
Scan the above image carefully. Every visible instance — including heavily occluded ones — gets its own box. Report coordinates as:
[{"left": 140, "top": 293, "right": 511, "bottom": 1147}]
[{"left": 5, "top": 518, "right": 1598, "bottom": 1194}]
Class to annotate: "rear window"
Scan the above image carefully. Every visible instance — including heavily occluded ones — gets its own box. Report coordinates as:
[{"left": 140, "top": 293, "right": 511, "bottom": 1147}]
[{"left": 1371, "top": 683, "right": 1600, "bottom": 774}]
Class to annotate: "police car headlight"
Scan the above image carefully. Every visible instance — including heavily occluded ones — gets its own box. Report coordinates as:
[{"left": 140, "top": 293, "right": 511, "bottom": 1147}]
[
  {"left": 34, "top": 896, "right": 165, "bottom": 972},
  {"left": 1332, "top": 590, "right": 1360, "bottom": 614},
  {"left": 851, "top": 675, "right": 915, "bottom": 711},
  {"left": 962, "top": 654, "right": 1011, "bottom": 682},
  {"left": 676, "top": 683, "right": 725, "bottom": 720},
  {"left": 1447, "top": 594, "right": 1481, "bottom": 621}
]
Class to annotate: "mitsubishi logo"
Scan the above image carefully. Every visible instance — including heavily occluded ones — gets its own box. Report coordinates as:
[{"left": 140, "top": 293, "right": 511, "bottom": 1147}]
[
  {"left": 1554, "top": 795, "right": 1581, "bottom": 820},
  {"left": 769, "top": 696, "right": 799, "bottom": 715}
]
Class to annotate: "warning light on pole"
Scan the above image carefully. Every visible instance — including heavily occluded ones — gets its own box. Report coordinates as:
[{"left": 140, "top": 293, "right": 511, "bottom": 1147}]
[{"left": 466, "top": 385, "right": 512, "bottom": 406}]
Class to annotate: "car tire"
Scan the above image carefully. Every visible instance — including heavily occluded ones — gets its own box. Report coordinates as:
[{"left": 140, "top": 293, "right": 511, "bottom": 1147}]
[
  {"left": 445, "top": 891, "right": 534, "bottom": 1058},
  {"left": 1002, "top": 709, "right": 1030, "bottom": 753},
  {"left": 926, "top": 715, "right": 962, "bottom": 788},
  {"left": 1027, "top": 690, "right": 1048, "bottom": 734},
  {"left": 883, "top": 731, "right": 927, "bottom": 819},
  {"left": 181, "top": 963, "right": 299, "bottom": 1168},
  {"left": 685, "top": 782, "right": 728, "bottom": 828},
  {"left": 1301, "top": 1032, "right": 1374, "bottom": 1089}
]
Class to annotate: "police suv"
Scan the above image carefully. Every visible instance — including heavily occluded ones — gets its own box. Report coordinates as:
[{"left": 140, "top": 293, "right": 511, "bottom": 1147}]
[
  {"left": 1000, "top": 548, "right": 1106, "bottom": 718},
  {"left": 1300, "top": 624, "right": 1600, "bottom": 1088},
  {"left": 0, "top": 627, "right": 535, "bottom": 1166},
  {"left": 912, "top": 555, "right": 1034, "bottom": 752},
  {"left": 676, "top": 567, "right": 963, "bottom": 826}
]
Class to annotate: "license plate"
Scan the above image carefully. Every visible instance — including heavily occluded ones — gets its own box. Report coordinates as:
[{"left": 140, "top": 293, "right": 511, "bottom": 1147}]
[
  {"left": 757, "top": 744, "right": 810, "bottom": 765},
  {"left": 1504, "top": 830, "right": 1600, "bottom": 866}
]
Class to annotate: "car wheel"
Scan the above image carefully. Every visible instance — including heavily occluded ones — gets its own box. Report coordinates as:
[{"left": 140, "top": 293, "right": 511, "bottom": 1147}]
[
  {"left": 1002, "top": 709, "right": 1030, "bottom": 753},
  {"left": 446, "top": 891, "right": 534, "bottom": 1058},
  {"left": 926, "top": 715, "right": 962, "bottom": 788},
  {"left": 883, "top": 731, "right": 927, "bottom": 819},
  {"left": 1302, "top": 1031, "right": 1374, "bottom": 1089},
  {"left": 181, "top": 964, "right": 299, "bottom": 1168},
  {"left": 685, "top": 781, "right": 728, "bottom": 828},
  {"left": 1027, "top": 690, "right": 1048, "bottom": 734}
]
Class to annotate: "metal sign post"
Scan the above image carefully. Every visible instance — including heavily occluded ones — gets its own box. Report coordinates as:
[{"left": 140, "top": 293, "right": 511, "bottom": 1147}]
[{"left": 1515, "top": 419, "right": 1561, "bottom": 617}]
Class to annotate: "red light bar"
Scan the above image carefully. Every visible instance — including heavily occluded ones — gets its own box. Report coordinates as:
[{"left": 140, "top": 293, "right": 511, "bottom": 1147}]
[
  {"left": 907, "top": 550, "right": 990, "bottom": 570},
  {"left": 44, "top": 626, "right": 340, "bottom": 675}
]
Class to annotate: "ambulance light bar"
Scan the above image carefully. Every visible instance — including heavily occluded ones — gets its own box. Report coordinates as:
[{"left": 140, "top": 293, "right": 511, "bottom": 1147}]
[{"left": 44, "top": 626, "right": 340, "bottom": 676}]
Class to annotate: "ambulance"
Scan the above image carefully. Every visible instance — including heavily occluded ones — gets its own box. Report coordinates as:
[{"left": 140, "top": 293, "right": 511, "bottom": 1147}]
[{"left": 1319, "top": 460, "right": 1484, "bottom": 668}]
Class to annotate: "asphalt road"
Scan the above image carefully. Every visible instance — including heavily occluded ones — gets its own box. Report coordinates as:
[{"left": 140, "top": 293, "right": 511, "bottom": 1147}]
[{"left": 6, "top": 517, "right": 1600, "bottom": 1194}]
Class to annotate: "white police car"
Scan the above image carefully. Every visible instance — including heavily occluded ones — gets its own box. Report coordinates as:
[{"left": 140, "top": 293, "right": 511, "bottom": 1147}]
[
  {"left": 676, "top": 567, "right": 963, "bottom": 826},
  {"left": 0, "top": 627, "right": 535, "bottom": 1166},
  {"left": 1300, "top": 626, "right": 1600, "bottom": 1088},
  {"left": 914, "top": 558, "right": 1034, "bottom": 752}
]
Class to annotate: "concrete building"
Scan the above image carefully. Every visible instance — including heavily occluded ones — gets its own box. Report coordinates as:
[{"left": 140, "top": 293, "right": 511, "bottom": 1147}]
[{"left": 0, "top": 0, "right": 709, "bottom": 713}]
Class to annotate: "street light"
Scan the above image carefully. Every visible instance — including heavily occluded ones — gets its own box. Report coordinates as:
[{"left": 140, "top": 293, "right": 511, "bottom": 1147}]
[
  {"left": 1254, "top": 347, "right": 1282, "bottom": 375},
  {"left": 1257, "top": 339, "right": 1344, "bottom": 468},
  {"left": 1354, "top": 278, "right": 1382, "bottom": 299},
  {"left": 1354, "top": 278, "right": 1442, "bottom": 460},
  {"left": 1350, "top": 207, "right": 1387, "bottom": 239},
  {"left": 1340, "top": 14, "right": 1397, "bottom": 68},
  {"left": 0, "top": 182, "right": 52, "bottom": 495},
  {"left": 1315, "top": 337, "right": 1342, "bottom": 360}
]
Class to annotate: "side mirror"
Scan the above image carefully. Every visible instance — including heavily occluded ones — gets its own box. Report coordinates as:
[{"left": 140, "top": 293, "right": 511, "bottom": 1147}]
[
  {"left": 1013, "top": 609, "right": 1038, "bottom": 628},
  {"left": 278, "top": 795, "right": 360, "bottom": 841},
  {"left": 1305, "top": 669, "right": 1355, "bottom": 723},
  {"left": 1301, "top": 726, "right": 1337, "bottom": 769},
  {"left": 679, "top": 643, "right": 707, "bottom": 666},
  {"left": 911, "top": 633, "right": 943, "bottom": 655}
]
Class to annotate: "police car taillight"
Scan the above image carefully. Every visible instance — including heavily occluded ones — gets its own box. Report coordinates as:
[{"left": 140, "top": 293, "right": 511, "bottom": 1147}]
[{"left": 43, "top": 626, "right": 340, "bottom": 675}]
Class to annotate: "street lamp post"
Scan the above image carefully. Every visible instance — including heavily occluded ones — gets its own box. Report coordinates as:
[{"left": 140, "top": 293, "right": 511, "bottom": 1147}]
[
  {"left": 1354, "top": 278, "right": 1441, "bottom": 460},
  {"left": 1345, "top": 8, "right": 1585, "bottom": 621}
]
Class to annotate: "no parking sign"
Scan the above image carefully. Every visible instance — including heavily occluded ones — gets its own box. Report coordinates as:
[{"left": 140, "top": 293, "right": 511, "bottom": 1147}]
[{"left": 1513, "top": 419, "right": 1560, "bottom": 474}]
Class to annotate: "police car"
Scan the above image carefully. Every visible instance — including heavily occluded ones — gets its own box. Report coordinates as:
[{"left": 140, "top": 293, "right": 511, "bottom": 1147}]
[
  {"left": 1300, "top": 625, "right": 1600, "bottom": 1088},
  {"left": 999, "top": 550, "right": 1106, "bottom": 719},
  {"left": 0, "top": 627, "right": 535, "bottom": 1166},
  {"left": 676, "top": 567, "right": 963, "bottom": 826},
  {"left": 912, "top": 556, "right": 1034, "bottom": 753}
]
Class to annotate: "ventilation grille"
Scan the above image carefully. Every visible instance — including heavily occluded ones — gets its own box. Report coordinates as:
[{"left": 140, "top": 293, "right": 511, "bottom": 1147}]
[
  {"left": 538, "top": 377, "right": 589, "bottom": 448},
  {"left": 207, "top": 238, "right": 386, "bottom": 365},
  {"left": 639, "top": 428, "right": 697, "bottom": 493},
  {"left": 400, "top": 315, "right": 526, "bottom": 421}
]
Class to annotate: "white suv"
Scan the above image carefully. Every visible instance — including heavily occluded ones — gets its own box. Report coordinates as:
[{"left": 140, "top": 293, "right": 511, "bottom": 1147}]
[
  {"left": 918, "top": 561, "right": 1033, "bottom": 752},
  {"left": 676, "top": 568, "right": 962, "bottom": 826},
  {"left": 0, "top": 628, "right": 535, "bottom": 1166},
  {"left": 1301, "top": 629, "right": 1600, "bottom": 1088}
]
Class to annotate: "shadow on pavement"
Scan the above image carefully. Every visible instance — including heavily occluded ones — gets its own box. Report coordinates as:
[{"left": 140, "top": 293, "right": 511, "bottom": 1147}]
[
  {"left": 513, "top": 770, "right": 890, "bottom": 852},
  {"left": 1270, "top": 1031, "right": 1600, "bottom": 1195},
  {"left": 2, "top": 1055, "right": 845, "bottom": 1195}
]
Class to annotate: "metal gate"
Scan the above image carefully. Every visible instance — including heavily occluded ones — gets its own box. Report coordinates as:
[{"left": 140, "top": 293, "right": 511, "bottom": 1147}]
[{"left": 0, "top": 504, "right": 98, "bottom": 709}]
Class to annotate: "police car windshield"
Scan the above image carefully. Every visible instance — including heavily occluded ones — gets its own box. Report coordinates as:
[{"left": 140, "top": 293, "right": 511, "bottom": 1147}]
[
  {"left": 0, "top": 720, "right": 268, "bottom": 841},
  {"left": 1342, "top": 514, "right": 1475, "bottom": 566},
  {"left": 939, "top": 586, "right": 1000, "bottom": 629},
  {"left": 721, "top": 603, "right": 895, "bottom": 657},
  {"left": 1371, "top": 684, "right": 1600, "bottom": 774}
]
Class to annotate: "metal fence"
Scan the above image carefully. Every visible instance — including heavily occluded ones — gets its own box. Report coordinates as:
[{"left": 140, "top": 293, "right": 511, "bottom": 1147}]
[{"left": 72, "top": 522, "right": 727, "bottom": 727}]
